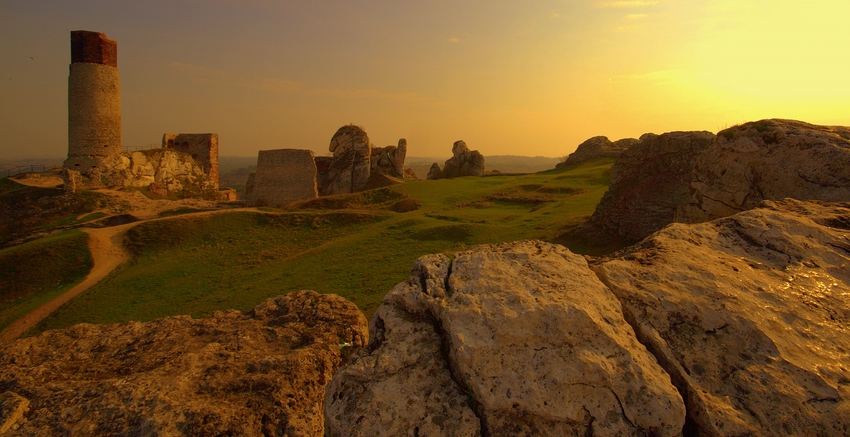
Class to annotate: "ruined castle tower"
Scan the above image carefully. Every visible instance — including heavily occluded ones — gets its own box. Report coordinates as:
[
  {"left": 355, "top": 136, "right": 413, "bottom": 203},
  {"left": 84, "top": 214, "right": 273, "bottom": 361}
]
[{"left": 64, "top": 31, "right": 121, "bottom": 173}]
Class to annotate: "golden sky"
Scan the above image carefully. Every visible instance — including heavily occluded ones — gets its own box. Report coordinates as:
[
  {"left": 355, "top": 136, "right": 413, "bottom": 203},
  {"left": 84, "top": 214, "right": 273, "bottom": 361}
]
[{"left": 1, "top": 0, "right": 848, "bottom": 159}]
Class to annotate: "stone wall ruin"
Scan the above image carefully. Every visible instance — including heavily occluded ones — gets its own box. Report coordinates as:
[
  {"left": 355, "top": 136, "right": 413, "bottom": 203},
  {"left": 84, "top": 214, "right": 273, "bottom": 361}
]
[
  {"left": 163, "top": 133, "right": 219, "bottom": 188},
  {"left": 248, "top": 149, "right": 318, "bottom": 207}
]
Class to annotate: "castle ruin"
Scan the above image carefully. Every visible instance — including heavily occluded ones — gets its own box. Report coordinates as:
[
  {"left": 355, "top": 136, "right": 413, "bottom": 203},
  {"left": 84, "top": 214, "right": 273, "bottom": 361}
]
[
  {"left": 163, "top": 133, "right": 219, "bottom": 189},
  {"left": 244, "top": 126, "right": 412, "bottom": 207},
  {"left": 65, "top": 31, "right": 121, "bottom": 173},
  {"left": 61, "top": 31, "right": 228, "bottom": 200},
  {"left": 247, "top": 149, "right": 318, "bottom": 207}
]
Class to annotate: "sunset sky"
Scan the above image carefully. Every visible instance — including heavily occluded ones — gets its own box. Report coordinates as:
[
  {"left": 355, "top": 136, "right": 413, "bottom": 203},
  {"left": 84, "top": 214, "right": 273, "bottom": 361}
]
[{"left": 1, "top": 0, "right": 848, "bottom": 159}]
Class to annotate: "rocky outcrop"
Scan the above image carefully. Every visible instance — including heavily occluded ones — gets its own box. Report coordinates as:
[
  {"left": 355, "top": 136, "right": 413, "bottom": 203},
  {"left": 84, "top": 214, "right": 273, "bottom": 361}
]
[
  {"left": 325, "top": 241, "right": 686, "bottom": 436},
  {"left": 678, "top": 119, "right": 850, "bottom": 223},
  {"left": 557, "top": 136, "right": 639, "bottom": 168},
  {"left": 327, "top": 200, "right": 850, "bottom": 436},
  {"left": 371, "top": 138, "right": 407, "bottom": 178},
  {"left": 0, "top": 291, "right": 367, "bottom": 436},
  {"left": 63, "top": 149, "right": 216, "bottom": 199},
  {"left": 441, "top": 140, "right": 485, "bottom": 178},
  {"left": 427, "top": 141, "right": 486, "bottom": 180},
  {"left": 594, "top": 199, "right": 850, "bottom": 436},
  {"left": 426, "top": 163, "right": 442, "bottom": 180},
  {"left": 320, "top": 125, "right": 372, "bottom": 196},
  {"left": 402, "top": 167, "right": 418, "bottom": 180},
  {"left": 589, "top": 130, "right": 716, "bottom": 242}
]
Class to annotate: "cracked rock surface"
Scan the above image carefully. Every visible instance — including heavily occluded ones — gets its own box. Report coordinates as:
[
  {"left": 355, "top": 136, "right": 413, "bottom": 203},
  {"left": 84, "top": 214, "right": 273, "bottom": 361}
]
[
  {"left": 679, "top": 119, "right": 850, "bottom": 223},
  {"left": 595, "top": 199, "right": 850, "bottom": 436},
  {"left": 0, "top": 291, "right": 367, "bottom": 437},
  {"left": 325, "top": 241, "right": 686, "bottom": 436}
]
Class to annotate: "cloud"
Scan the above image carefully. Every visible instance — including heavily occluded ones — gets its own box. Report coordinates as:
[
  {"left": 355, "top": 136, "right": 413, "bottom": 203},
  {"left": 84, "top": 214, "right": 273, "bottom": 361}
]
[
  {"left": 169, "top": 62, "right": 422, "bottom": 102},
  {"left": 625, "top": 13, "right": 648, "bottom": 20},
  {"left": 448, "top": 37, "right": 460, "bottom": 43},
  {"left": 598, "top": 1, "right": 659, "bottom": 8}
]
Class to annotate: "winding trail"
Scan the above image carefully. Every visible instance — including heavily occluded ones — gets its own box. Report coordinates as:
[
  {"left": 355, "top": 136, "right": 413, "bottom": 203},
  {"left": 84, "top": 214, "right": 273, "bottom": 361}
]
[
  {"left": 0, "top": 225, "right": 132, "bottom": 344},
  {"left": 0, "top": 207, "right": 262, "bottom": 344}
]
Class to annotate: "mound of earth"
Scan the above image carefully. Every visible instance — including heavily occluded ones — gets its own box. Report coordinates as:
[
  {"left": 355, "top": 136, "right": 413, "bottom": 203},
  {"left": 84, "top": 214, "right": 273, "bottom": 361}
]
[{"left": 0, "top": 291, "right": 368, "bottom": 436}]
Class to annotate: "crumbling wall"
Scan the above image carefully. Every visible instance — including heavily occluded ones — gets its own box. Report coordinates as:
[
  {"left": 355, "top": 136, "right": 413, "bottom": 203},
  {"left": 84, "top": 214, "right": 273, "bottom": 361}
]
[
  {"left": 65, "top": 31, "right": 121, "bottom": 174},
  {"left": 249, "top": 149, "right": 318, "bottom": 207},
  {"left": 162, "top": 133, "right": 219, "bottom": 188}
]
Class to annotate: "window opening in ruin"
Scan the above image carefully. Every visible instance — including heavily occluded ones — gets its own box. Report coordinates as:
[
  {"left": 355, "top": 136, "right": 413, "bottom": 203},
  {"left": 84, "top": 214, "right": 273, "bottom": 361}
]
[
  {"left": 104, "top": 144, "right": 109, "bottom": 148},
  {"left": 74, "top": 164, "right": 80, "bottom": 167}
]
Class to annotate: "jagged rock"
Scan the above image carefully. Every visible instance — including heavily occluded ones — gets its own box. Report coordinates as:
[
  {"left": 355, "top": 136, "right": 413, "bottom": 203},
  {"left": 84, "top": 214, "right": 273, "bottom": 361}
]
[
  {"left": 0, "top": 291, "right": 368, "bottom": 437},
  {"left": 426, "top": 163, "right": 442, "bottom": 180},
  {"left": 590, "top": 130, "right": 716, "bottom": 242},
  {"left": 326, "top": 241, "right": 686, "bottom": 437},
  {"left": 321, "top": 125, "right": 372, "bottom": 195},
  {"left": 402, "top": 167, "right": 418, "bottom": 180},
  {"left": 440, "top": 140, "right": 485, "bottom": 178},
  {"left": 557, "top": 136, "right": 639, "bottom": 168},
  {"left": 314, "top": 156, "right": 333, "bottom": 195},
  {"left": 678, "top": 119, "right": 850, "bottom": 223},
  {"left": 371, "top": 139, "right": 407, "bottom": 178},
  {"left": 594, "top": 199, "right": 850, "bottom": 436}
]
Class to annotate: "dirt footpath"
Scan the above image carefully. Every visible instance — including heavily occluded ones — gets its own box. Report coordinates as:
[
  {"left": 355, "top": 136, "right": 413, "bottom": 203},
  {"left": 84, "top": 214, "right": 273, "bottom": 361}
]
[{"left": 0, "top": 225, "right": 131, "bottom": 344}]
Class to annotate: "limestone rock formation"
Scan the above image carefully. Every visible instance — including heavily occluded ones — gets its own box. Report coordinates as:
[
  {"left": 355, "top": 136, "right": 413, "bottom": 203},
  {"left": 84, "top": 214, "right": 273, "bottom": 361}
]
[
  {"left": 0, "top": 291, "right": 368, "bottom": 436},
  {"left": 557, "top": 136, "right": 639, "bottom": 168},
  {"left": 371, "top": 138, "right": 407, "bottom": 178},
  {"left": 64, "top": 149, "right": 216, "bottom": 199},
  {"left": 440, "top": 140, "right": 486, "bottom": 178},
  {"left": 325, "top": 241, "right": 686, "bottom": 437},
  {"left": 314, "top": 156, "right": 333, "bottom": 195},
  {"left": 320, "top": 125, "right": 372, "bottom": 196},
  {"left": 678, "top": 119, "right": 850, "bottom": 223},
  {"left": 589, "top": 130, "right": 716, "bottom": 242},
  {"left": 402, "top": 167, "right": 418, "bottom": 180},
  {"left": 594, "top": 199, "right": 850, "bottom": 436},
  {"left": 426, "top": 163, "right": 442, "bottom": 180}
]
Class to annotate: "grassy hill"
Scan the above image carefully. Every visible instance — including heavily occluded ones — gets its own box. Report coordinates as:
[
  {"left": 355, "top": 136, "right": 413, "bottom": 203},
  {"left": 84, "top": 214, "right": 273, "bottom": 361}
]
[{"left": 3, "top": 157, "right": 614, "bottom": 336}]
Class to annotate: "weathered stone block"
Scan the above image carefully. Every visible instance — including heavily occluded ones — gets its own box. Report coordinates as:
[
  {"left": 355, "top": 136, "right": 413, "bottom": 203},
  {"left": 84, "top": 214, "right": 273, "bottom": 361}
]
[{"left": 250, "top": 149, "right": 318, "bottom": 207}]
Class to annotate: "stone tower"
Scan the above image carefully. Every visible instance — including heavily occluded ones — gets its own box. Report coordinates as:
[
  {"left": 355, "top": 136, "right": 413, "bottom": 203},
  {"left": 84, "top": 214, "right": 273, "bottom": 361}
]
[{"left": 65, "top": 31, "right": 121, "bottom": 173}]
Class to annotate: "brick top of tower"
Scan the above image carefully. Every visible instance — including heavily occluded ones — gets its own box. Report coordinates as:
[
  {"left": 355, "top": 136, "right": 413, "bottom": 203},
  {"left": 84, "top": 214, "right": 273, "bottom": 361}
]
[{"left": 71, "top": 31, "right": 117, "bottom": 67}]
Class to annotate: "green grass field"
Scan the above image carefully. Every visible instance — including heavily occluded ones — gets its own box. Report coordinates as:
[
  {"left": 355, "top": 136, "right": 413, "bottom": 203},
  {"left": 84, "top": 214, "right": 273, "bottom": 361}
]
[
  {"left": 0, "top": 229, "right": 92, "bottom": 331},
  {"left": 12, "top": 158, "right": 614, "bottom": 335}
]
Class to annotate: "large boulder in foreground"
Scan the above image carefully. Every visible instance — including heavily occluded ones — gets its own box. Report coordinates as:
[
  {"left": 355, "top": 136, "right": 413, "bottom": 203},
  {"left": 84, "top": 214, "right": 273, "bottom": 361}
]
[
  {"left": 595, "top": 199, "right": 850, "bottom": 436},
  {"left": 590, "top": 130, "right": 716, "bottom": 243},
  {"left": 0, "top": 291, "right": 367, "bottom": 436},
  {"left": 320, "top": 125, "right": 372, "bottom": 195},
  {"left": 678, "top": 119, "right": 850, "bottom": 223},
  {"left": 325, "top": 241, "right": 686, "bottom": 436},
  {"left": 557, "top": 136, "right": 639, "bottom": 168}
]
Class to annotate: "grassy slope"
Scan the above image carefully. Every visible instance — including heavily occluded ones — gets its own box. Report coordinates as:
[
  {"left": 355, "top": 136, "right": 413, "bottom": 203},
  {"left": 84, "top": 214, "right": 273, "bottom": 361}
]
[
  {"left": 31, "top": 158, "right": 613, "bottom": 333},
  {"left": 0, "top": 230, "right": 92, "bottom": 331}
]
